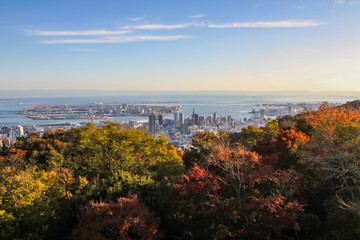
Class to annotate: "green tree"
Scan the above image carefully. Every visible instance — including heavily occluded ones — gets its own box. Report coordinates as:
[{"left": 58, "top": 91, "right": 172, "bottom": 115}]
[
  {"left": 0, "top": 166, "right": 63, "bottom": 239},
  {"left": 239, "top": 125, "right": 263, "bottom": 149},
  {"left": 64, "top": 121, "right": 184, "bottom": 199}
]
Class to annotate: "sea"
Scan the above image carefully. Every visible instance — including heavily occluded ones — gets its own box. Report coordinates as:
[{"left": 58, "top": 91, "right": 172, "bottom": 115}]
[{"left": 0, "top": 91, "right": 358, "bottom": 126}]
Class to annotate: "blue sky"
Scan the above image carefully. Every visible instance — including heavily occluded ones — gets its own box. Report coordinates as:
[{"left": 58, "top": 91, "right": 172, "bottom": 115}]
[{"left": 0, "top": 0, "right": 359, "bottom": 91}]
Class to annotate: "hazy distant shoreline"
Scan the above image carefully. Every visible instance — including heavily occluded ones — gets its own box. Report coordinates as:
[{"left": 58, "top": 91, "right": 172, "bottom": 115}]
[
  {"left": 1, "top": 89, "right": 360, "bottom": 99},
  {"left": 0, "top": 92, "right": 358, "bottom": 126}
]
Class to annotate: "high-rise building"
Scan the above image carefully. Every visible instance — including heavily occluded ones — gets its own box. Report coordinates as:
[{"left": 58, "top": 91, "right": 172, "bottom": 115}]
[
  {"left": 158, "top": 114, "right": 164, "bottom": 125},
  {"left": 174, "top": 112, "right": 178, "bottom": 124},
  {"left": 149, "top": 114, "right": 156, "bottom": 134},
  {"left": 192, "top": 108, "right": 199, "bottom": 125},
  {"left": 213, "top": 112, "right": 217, "bottom": 123},
  {"left": 206, "top": 116, "right": 212, "bottom": 123},
  {"left": 288, "top": 105, "right": 293, "bottom": 115},
  {"left": 193, "top": 113, "right": 199, "bottom": 125},
  {"left": 10, "top": 130, "right": 17, "bottom": 140},
  {"left": 179, "top": 112, "right": 184, "bottom": 124},
  {"left": 199, "top": 116, "right": 205, "bottom": 125},
  {"left": 17, "top": 125, "right": 24, "bottom": 138},
  {"left": 4, "top": 138, "right": 11, "bottom": 147},
  {"left": 181, "top": 124, "right": 189, "bottom": 135},
  {"left": 259, "top": 109, "right": 265, "bottom": 119},
  {"left": 227, "top": 115, "right": 232, "bottom": 123}
]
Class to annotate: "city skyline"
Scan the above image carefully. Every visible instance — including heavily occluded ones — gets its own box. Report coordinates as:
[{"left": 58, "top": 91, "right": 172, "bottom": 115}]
[{"left": 1, "top": 0, "right": 359, "bottom": 92}]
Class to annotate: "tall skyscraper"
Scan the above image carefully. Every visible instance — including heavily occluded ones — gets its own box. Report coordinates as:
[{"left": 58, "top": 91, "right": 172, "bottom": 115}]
[
  {"left": 17, "top": 125, "right": 24, "bottom": 138},
  {"left": 179, "top": 112, "right": 184, "bottom": 124},
  {"left": 158, "top": 114, "right": 164, "bottom": 125},
  {"left": 149, "top": 114, "right": 156, "bottom": 134},
  {"left": 288, "top": 105, "right": 293, "bottom": 115},
  {"left": 193, "top": 113, "right": 199, "bottom": 125},
  {"left": 174, "top": 112, "right": 178, "bottom": 124},
  {"left": 213, "top": 112, "right": 217, "bottom": 123},
  {"left": 192, "top": 108, "right": 199, "bottom": 125}
]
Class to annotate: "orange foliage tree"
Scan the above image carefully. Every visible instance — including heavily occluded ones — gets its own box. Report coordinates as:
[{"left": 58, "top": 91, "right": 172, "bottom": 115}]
[
  {"left": 166, "top": 144, "right": 303, "bottom": 239},
  {"left": 303, "top": 104, "right": 360, "bottom": 192},
  {"left": 305, "top": 103, "right": 360, "bottom": 145},
  {"left": 253, "top": 129, "right": 310, "bottom": 170}
]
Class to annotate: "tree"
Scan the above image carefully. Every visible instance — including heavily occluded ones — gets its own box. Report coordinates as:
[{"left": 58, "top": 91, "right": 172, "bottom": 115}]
[
  {"left": 0, "top": 166, "right": 63, "bottom": 239},
  {"left": 183, "top": 131, "right": 229, "bottom": 169},
  {"left": 238, "top": 121, "right": 279, "bottom": 150},
  {"left": 72, "top": 196, "right": 162, "bottom": 240},
  {"left": 303, "top": 104, "right": 360, "bottom": 201},
  {"left": 63, "top": 121, "right": 184, "bottom": 200},
  {"left": 262, "top": 120, "right": 279, "bottom": 140},
  {"left": 166, "top": 144, "right": 303, "bottom": 239},
  {"left": 239, "top": 125, "right": 263, "bottom": 149}
]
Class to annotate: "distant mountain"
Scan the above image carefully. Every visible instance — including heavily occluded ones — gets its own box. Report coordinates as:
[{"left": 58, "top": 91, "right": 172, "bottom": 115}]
[
  {"left": 0, "top": 89, "right": 174, "bottom": 98},
  {"left": 1, "top": 89, "right": 360, "bottom": 99}
]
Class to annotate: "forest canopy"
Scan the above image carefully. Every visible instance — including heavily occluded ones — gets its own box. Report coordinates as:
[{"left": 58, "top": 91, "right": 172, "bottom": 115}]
[{"left": 1, "top": 104, "right": 360, "bottom": 240}]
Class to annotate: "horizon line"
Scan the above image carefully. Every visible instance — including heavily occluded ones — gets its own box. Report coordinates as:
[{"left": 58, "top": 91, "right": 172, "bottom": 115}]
[{"left": 2, "top": 89, "right": 360, "bottom": 94}]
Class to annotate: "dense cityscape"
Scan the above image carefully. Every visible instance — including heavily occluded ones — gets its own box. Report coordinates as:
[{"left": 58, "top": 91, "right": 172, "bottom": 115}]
[{"left": 1, "top": 102, "right": 319, "bottom": 150}]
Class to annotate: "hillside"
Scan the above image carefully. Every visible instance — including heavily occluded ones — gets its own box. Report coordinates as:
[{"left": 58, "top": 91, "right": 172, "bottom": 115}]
[{"left": 1, "top": 104, "right": 360, "bottom": 239}]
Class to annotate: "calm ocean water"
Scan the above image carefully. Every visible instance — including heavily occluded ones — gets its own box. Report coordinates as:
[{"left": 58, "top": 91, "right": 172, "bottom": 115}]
[{"left": 0, "top": 92, "right": 358, "bottom": 126}]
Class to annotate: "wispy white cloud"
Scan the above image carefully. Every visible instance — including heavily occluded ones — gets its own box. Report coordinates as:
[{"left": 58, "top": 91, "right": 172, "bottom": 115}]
[
  {"left": 128, "top": 16, "right": 145, "bottom": 21},
  {"left": 28, "top": 29, "right": 132, "bottom": 36},
  {"left": 208, "top": 20, "right": 323, "bottom": 28},
  {"left": 334, "top": 0, "right": 346, "bottom": 4},
  {"left": 70, "top": 48, "right": 98, "bottom": 51},
  {"left": 29, "top": 19, "right": 323, "bottom": 46},
  {"left": 334, "top": 0, "right": 358, "bottom": 4},
  {"left": 120, "top": 23, "right": 194, "bottom": 30},
  {"left": 43, "top": 35, "right": 191, "bottom": 44},
  {"left": 189, "top": 14, "right": 206, "bottom": 19},
  {"left": 296, "top": 5, "right": 305, "bottom": 10}
]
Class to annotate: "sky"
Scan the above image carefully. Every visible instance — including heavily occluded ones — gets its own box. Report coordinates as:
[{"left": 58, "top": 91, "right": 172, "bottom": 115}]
[{"left": 0, "top": 0, "right": 359, "bottom": 92}]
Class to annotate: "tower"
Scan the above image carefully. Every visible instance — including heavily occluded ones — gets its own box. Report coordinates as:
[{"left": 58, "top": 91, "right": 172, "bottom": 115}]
[
  {"left": 288, "top": 105, "right": 293, "bottom": 115},
  {"left": 179, "top": 112, "right": 184, "bottom": 124},
  {"left": 192, "top": 108, "right": 199, "bottom": 125},
  {"left": 149, "top": 114, "right": 156, "bottom": 134},
  {"left": 174, "top": 112, "right": 178, "bottom": 124},
  {"left": 158, "top": 114, "right": 164, "bottom": 125},
  {"left": 17, "top": 125, "right": 24, "bottom": 138}
]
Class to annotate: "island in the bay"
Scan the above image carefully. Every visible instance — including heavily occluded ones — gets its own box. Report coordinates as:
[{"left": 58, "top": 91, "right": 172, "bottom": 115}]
[{"left": 20, "top": 102, "right": 182, "bottom": 120}]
